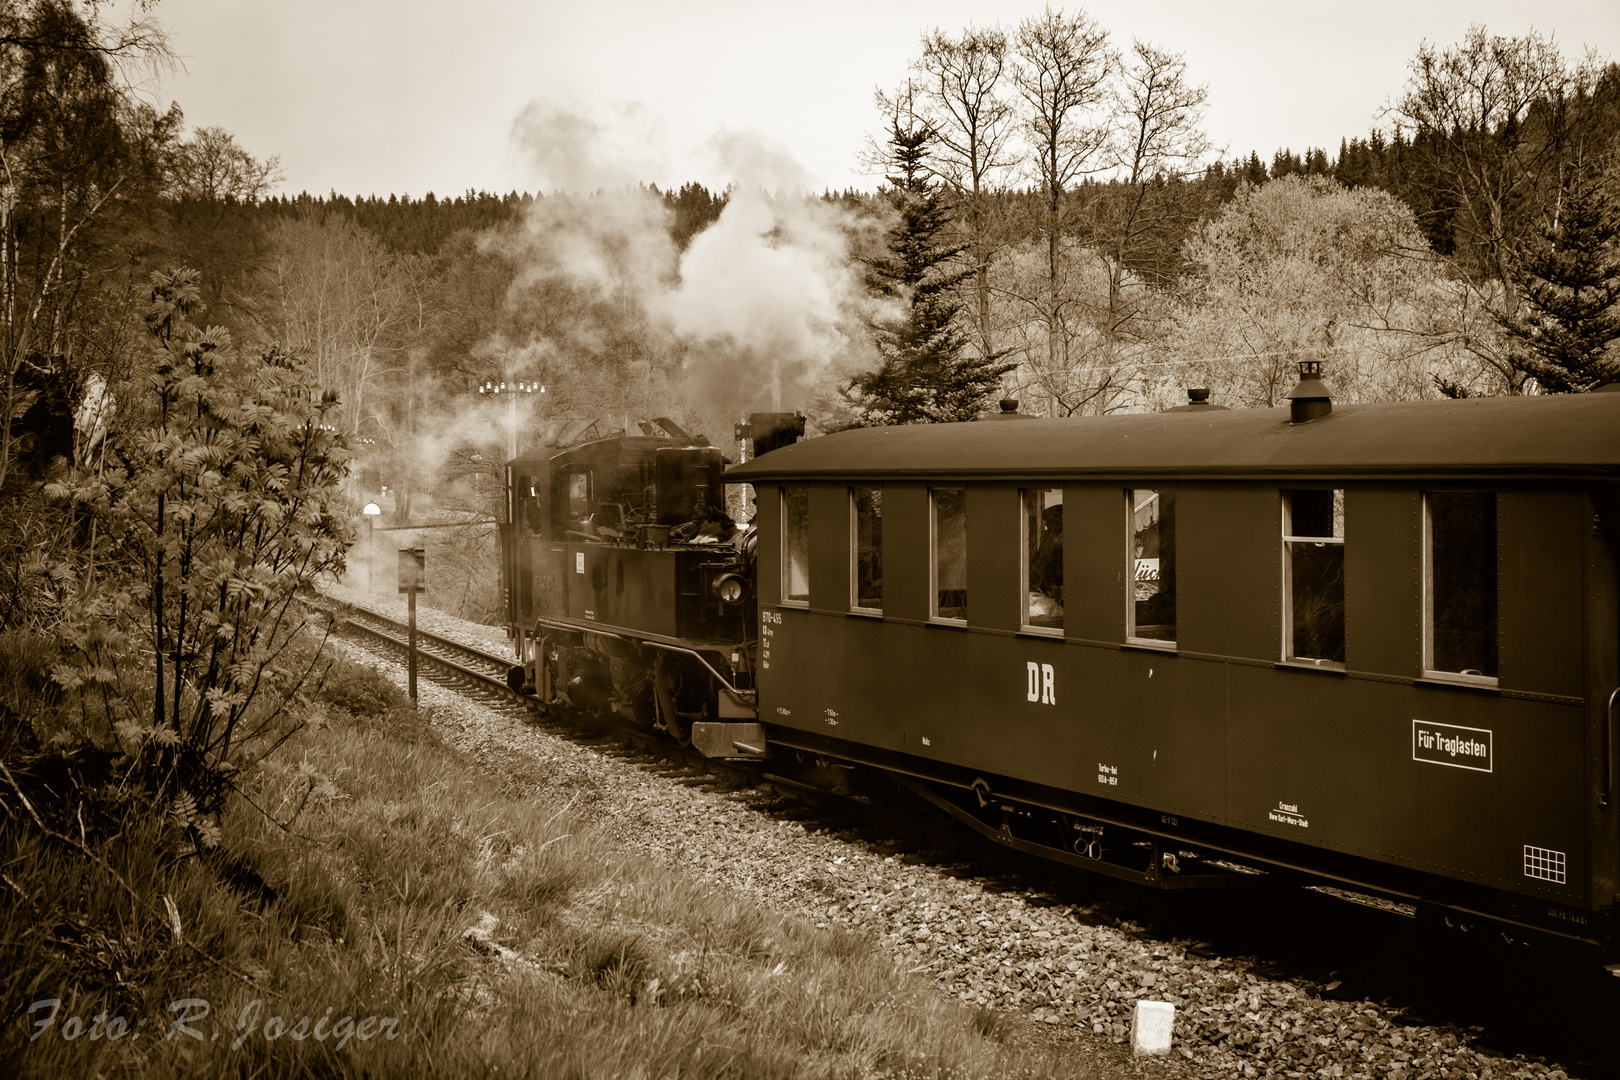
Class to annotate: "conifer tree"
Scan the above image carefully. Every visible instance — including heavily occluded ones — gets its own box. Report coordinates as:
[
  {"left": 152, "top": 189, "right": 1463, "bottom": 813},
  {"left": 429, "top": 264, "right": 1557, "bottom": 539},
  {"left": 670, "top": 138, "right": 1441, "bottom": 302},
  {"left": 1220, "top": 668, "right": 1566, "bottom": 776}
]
[
  {"left": 847, "top": 115, "right": 1011, "bottom": 424},
  {"left": 1242, "top": 151, "right": 1268, "bottom": 187},
  {"left": 1500, "top": 169, "right": 1620, "bottom": 392}
]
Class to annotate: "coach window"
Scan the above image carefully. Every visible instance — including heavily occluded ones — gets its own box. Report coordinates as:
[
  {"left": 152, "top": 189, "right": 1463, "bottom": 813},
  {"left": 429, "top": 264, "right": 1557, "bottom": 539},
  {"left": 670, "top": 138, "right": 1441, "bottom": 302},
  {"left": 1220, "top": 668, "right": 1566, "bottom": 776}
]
[
  {"left": 851, "top": 486, "right": 883, "bottom": 613},
  {"left": 1023, "top": 487, "right": 1062, "bottom": 631},
  {"left": 1129, "top": 489, "right": 1176, "bottom": 644},
  {"left": 1282, "top": 489, "right": 1345, "bottom": 666},
  {"left": 931, "top": 488, "right": 967, "bottom": 622},
  {"left": 1426, "top": 491, "right": 1497, "bottom": 681},
  {"left": 781, "top": 486, "right": 810, "bottom": 606}
]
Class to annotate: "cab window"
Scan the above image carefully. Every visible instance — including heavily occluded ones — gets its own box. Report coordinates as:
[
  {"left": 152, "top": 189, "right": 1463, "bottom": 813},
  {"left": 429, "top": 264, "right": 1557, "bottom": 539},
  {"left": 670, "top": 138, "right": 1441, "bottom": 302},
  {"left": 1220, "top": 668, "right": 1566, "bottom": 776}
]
[{"left": 556, "top": 468, "right": 592, "bottom": 537}]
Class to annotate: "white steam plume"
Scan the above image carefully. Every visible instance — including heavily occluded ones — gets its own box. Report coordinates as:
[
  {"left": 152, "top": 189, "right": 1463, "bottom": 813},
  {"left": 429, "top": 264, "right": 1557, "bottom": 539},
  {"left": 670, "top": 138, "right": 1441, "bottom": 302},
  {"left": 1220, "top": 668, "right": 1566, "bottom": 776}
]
[
  {"left": 657, "top": 129, "right": 881, "bottom": 414},
  {"left": 511, "top": 102, "right": 669, "bottom": 194},
  {"left": 498, "top": 106, "right": 885, "bottom": 425}
]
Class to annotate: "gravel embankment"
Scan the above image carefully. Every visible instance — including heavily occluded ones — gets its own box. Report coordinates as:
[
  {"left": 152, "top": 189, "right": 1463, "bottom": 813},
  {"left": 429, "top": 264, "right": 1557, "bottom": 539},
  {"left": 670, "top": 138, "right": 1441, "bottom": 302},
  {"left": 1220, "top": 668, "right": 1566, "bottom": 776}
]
[{"left": 325, "top": 591, "right": 1580, "bottom": 1080}]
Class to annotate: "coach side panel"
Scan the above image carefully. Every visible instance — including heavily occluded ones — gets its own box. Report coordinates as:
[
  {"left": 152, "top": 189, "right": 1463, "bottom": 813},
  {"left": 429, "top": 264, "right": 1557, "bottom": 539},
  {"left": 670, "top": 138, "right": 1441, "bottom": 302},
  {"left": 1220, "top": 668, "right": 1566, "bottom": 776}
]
[{"left": 753, "top": 479, "right": 1597, "bottom": 909}]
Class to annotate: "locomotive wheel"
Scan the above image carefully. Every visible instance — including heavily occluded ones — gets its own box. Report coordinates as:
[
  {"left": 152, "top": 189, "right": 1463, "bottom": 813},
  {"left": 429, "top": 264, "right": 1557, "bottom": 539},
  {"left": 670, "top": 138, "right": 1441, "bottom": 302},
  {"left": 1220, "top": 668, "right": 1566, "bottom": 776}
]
[
  {"left": 627, "top": 682, "right": 659, "bottom": 730},
  {"left": 666, "top": 713, "right": 692, "bottom": 747},
  {"left": 653, "top": 653, "right": 693, "bottom": 748}
]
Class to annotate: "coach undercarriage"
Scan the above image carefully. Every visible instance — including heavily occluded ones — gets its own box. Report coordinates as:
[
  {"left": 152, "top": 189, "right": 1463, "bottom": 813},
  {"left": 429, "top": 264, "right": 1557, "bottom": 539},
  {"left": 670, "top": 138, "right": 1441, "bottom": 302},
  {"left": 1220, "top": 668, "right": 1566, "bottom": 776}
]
[{"left": 760, "top": 725, "right": 1620, "bottom": 961}]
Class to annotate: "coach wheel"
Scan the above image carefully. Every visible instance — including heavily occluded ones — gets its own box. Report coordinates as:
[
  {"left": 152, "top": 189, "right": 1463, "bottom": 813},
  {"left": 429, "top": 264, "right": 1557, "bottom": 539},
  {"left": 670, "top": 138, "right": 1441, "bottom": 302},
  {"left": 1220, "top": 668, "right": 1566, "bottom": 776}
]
[{"left": 506, "top": 665, "right": 527, "bottom": 694}]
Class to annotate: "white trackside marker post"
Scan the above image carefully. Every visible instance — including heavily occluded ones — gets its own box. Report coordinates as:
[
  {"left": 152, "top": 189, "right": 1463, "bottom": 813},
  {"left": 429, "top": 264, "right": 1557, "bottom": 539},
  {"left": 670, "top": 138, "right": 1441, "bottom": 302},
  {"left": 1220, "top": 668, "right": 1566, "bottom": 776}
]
[{"left": 1131, "top": 1000, "right": 1174, "bottom": 1055}]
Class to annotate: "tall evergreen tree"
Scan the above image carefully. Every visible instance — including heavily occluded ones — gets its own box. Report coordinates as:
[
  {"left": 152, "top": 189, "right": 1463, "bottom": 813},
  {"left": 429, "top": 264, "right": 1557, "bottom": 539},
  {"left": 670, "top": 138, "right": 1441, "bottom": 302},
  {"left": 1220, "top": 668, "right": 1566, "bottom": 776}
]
[
  {"left": 847, "top": 115, "right": 1011, "bottom": 424},
  {"left": 661, "top": 182, "right": 729, "bottom": 250},
  {"left": 1500, "top": 168, "right": 1620, "bottom": 392},
  {"left": 1242, "top": 151, "right": 1268, "bottom": 187}
]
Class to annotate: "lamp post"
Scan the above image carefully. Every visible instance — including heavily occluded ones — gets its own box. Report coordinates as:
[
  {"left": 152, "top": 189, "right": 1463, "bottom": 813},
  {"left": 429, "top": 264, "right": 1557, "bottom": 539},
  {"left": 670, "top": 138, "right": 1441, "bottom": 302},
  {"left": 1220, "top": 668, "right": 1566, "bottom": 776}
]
[
  {"left": 362, "top": 502, "right": 382, "bottom": 592},
  {"left": 479, "top": 380, "right": 544, "bottom": 460}
]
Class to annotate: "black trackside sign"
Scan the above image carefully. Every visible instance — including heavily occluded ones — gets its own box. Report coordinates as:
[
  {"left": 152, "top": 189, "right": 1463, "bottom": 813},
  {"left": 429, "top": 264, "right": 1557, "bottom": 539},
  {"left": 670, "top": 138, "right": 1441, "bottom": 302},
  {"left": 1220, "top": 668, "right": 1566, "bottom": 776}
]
[{"left": 1412, "top": 720, "right": 1493, "bottom": 773}]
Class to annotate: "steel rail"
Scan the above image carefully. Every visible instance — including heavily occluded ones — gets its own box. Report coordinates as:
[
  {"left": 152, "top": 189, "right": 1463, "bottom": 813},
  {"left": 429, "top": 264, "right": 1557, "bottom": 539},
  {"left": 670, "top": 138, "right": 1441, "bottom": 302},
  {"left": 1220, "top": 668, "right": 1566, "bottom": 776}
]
[{"left": 318, "top": 599, "right": 813, "bottom": 797}]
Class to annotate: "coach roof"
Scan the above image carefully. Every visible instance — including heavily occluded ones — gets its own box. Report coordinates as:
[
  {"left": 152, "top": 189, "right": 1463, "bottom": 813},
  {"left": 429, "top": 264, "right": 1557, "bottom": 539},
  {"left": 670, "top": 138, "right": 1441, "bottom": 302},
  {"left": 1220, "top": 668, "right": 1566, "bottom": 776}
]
[{"left": 724, "top": 394, "right": 1620, "bottom": 483}]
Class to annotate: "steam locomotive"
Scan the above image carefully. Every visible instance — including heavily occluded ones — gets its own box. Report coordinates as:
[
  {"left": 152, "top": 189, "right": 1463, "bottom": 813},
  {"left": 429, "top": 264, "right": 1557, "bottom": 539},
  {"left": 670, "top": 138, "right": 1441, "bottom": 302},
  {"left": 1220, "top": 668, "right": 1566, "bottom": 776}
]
[
  {"left": 499, "top": 413, "right": 801, "bottom": 755},
  {"left": 502, "top": 375, "right": 1620, "bottom": 963}
]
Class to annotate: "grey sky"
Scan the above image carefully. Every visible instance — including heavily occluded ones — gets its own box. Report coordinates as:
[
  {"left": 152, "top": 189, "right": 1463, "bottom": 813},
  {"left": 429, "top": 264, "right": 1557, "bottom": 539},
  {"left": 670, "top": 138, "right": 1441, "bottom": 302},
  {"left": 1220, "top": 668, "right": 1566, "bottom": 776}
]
[{"left": 153, "top": 0, "right": 1618, "bottom": 198}]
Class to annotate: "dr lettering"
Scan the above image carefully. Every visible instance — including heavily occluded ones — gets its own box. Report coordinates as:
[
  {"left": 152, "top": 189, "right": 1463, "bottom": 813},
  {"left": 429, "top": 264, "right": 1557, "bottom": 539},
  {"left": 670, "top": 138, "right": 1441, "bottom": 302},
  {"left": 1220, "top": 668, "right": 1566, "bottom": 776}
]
[{"left": 1025, "top": 661, "right": 1056, "bottom": 704}]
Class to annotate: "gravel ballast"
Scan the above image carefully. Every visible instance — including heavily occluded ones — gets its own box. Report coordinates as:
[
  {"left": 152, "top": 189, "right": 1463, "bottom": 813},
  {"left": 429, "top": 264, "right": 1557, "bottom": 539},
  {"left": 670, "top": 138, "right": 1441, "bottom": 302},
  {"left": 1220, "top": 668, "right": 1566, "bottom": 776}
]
[{"left": 321, "top": 587, "right": 1582, "bottom": 1080}]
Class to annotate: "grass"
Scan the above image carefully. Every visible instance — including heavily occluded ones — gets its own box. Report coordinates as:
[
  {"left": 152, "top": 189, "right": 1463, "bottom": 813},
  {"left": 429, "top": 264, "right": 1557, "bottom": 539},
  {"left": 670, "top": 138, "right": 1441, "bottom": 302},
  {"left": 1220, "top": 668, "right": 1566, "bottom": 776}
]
[{"left": 2, "top": 649, "right": 1103, "bottom": 1078}]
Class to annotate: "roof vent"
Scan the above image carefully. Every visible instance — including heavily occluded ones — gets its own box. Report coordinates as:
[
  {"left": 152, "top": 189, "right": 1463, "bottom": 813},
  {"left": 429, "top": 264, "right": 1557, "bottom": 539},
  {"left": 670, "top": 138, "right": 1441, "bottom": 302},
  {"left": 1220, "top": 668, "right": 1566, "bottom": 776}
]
[
  {"left": 978, "top": 398, "right": 1036, "bottom": 421},
  {"left": 1165, "top": 387, "right": 1229, "bottom": 413},
  {"left": 1285, "top": 361, "right": 1333, "bottom": 424}
]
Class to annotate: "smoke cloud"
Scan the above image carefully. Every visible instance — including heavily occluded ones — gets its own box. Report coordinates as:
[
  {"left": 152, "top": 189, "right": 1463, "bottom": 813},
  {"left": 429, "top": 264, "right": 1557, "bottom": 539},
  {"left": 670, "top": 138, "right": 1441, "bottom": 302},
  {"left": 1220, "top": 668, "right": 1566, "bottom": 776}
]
[
  {"left": 511, "top": 102, "right": 670, "bottom": 194},
  {"left": 659, "top": 187, "right": 869, "bottom": 413},
  {"left": 347, "top": 109, "right": 886, "bottom": 598},
  {"left": 500, "top": 105, "right": 886, "bottom": 425}
]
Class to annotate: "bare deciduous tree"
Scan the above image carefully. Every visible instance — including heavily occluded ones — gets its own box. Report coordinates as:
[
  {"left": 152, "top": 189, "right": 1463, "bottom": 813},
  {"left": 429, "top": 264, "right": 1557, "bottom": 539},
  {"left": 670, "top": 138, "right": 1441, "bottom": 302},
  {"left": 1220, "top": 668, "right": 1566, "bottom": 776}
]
[
  {"left": 165, "top": 122, "right": 282, "bottom": 322},
  {"left": 262, "top": 211, "right": 412, "bottom": 439},
  {"left": 1010, "top": 7, "right": 1114, "bottom": 410},
  {"left": 1102, "top": 40, "right": 1212, "bottom": 325},
  {"left": 910, "top": 24, "right": 1020, "bottom": 360},
  {"left": 0, "top": 0, "right": 173, "bottom": 488},
  {"left": 1167, "top": 175, "right": 1481, "bottom": 408},
  {"left": 169, "top": 125, "right": 281, "bottom": 203},
  {"left": 1389, "top": 25, "right": 1602, "bottom": 390}
]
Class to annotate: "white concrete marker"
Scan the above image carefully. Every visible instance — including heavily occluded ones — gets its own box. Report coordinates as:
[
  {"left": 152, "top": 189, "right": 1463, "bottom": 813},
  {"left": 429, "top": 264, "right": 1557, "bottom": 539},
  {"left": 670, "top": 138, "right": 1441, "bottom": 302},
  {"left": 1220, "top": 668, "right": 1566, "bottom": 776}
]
[{"left": 1131, "top": 999, "right": 1175, "bottom": 1055}]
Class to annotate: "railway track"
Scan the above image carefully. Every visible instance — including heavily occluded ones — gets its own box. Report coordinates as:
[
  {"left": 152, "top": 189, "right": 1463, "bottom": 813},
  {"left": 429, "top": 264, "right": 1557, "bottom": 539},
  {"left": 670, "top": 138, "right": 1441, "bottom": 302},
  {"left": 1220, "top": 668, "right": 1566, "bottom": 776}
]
[
  {"left": 315, "top": 594, "right": 1618, "bottom": 1078},
  {"left": 312, "top": 596, "right": 876, "bottom": 817},
  {"left": 323, "top": 602, "right": 520, "bottom": 698}
]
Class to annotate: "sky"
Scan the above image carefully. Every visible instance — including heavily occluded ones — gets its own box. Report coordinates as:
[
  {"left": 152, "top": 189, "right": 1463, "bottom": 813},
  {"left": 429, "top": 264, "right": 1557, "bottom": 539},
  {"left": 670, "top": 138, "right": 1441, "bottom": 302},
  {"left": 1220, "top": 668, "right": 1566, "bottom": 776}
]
[{"left": 148, "top": 0, "right": 1620, "bottom": 200}]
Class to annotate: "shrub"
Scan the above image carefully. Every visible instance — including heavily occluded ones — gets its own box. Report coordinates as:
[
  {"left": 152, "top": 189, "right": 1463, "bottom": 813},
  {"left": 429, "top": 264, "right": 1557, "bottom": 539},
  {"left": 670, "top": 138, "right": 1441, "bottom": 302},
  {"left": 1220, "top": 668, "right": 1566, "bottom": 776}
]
[
  {"left": 43, "top": 269, "right": 352, "bottom": 844},
  {"left": 318, "top": 654, "right": 409, "bottom": 719}
]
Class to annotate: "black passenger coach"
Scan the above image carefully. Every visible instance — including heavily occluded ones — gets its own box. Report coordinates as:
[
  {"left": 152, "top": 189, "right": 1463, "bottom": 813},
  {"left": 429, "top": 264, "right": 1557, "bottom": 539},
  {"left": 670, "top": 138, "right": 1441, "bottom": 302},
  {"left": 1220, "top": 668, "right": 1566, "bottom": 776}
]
[{"left": 504, "top": 380, "right": 1620, "bottom": 960}]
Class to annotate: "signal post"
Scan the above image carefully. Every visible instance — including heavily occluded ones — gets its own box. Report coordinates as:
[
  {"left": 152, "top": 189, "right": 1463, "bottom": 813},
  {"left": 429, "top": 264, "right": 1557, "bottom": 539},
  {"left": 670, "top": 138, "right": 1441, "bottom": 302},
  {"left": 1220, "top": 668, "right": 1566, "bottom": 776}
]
[{"left": 398, "top": 548, "right": 426, "bottom": 705}]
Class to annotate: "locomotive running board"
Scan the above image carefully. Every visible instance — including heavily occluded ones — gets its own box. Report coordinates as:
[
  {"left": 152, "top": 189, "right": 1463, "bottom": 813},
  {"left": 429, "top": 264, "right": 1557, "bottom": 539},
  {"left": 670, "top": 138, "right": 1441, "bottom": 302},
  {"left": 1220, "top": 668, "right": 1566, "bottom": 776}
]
[
  {"left": 525, "top": 614, "right": 755, "bottom": 705},
  {"left": 894, "top": 776, "right": 1295, "bottom": 890}
]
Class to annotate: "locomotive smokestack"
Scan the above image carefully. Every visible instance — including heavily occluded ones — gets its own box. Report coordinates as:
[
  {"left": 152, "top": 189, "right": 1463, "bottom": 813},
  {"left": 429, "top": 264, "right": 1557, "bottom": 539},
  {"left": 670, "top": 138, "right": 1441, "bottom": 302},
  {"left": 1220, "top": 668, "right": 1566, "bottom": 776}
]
[
  {"left": 736, "top": 412, "right": 807, "bottom": 458},
  {"left": 1285, "top": 361, "right": 1333, "bottom": 424}
]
